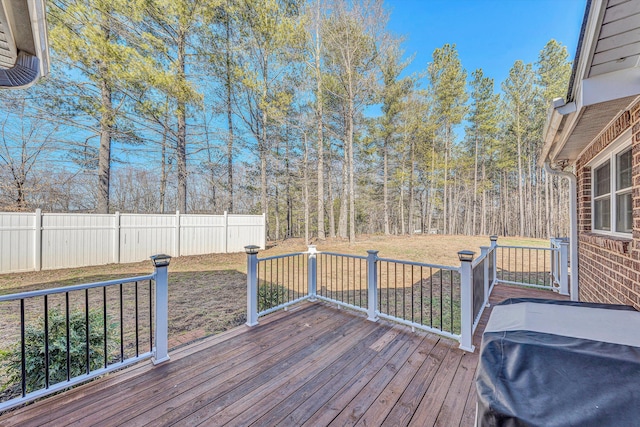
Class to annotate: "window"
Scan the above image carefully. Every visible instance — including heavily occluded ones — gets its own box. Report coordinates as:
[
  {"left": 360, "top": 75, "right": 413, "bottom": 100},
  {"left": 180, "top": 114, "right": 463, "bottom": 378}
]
[{"left": 592, "top": 143, "right": 632, "bottom": 236}]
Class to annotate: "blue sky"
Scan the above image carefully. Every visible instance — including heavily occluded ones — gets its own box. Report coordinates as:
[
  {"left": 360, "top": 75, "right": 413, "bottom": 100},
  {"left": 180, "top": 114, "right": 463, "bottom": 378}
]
[{"left": 386, "top": 0, "right": 587, "bottom": 90}]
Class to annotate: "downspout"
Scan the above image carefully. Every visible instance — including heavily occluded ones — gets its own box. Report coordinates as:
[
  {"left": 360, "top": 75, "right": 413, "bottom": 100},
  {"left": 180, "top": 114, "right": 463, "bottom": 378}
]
[{"left": 544, "top": 162, "right": 579, "bottom": 301}]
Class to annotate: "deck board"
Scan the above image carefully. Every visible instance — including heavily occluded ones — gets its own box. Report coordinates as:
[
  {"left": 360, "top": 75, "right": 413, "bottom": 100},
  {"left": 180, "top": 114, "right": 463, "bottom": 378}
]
[{"left": 0, "top": 284, "right": 569, "bottom": 427}]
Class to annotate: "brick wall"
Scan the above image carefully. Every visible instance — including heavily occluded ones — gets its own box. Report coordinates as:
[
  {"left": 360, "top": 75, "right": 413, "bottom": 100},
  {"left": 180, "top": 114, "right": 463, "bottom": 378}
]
[{"left": 574, "top": 100, "right": 640, "bottom": 310}]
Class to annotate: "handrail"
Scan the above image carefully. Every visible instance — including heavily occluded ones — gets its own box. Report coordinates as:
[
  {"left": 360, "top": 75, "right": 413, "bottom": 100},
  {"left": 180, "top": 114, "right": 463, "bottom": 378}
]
[
  {"left": 257, "top": 252, "right": 307, "bottom": 262},
  {"left": 0, "top": 274, "right": 155, "bottom": 302},
  {"left": 317, "top": 252, "right": 368, "bottom": 260},
  {"left": 376, "top": 257, "right": 458, "bottom": 271}
]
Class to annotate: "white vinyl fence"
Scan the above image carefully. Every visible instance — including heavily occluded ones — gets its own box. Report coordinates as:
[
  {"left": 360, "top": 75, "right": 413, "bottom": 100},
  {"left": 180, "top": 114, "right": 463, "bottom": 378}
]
[{"left": 0, "top": 210, "right": 266, "bottom": 274}]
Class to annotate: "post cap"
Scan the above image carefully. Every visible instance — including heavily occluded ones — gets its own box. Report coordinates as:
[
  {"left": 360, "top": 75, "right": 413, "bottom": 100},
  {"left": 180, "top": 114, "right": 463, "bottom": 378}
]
[
  {"left": 489, "top": 235, "right": 498, "bottom": 242},
  {"left": 367, "top": 250, "right": 379, "bottom": 255},
  {"left": 150, "top": 254, "right": 171, "bottom": 267},
  {"left": 457, "top": 250, "right": 475, "bottom": 262},
  {"left": 245, "top": 245, "right": 260, "bottom": 255}
]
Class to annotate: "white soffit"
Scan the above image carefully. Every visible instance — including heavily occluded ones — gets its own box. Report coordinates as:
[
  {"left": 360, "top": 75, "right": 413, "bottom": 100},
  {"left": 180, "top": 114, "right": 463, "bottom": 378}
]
[
  {"left": 547, "top": 0, "right": 640, "bottom": 164},
  {"left": 0, "top": 0, "right": 48, "bottom": 88},
  {"left": 552, "top": 95, "right": 637, "bottom": 162}
]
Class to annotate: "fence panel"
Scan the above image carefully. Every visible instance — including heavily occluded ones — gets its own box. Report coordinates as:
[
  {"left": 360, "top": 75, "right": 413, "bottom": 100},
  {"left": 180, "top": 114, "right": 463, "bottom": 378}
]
[
  {"left": 120, "top": 214, "right": 176, "bottom": 263},
  {"left": 227, "top": 215, "right": 265, "bottom": 253},
  {"left": 0, "top": 211, "right": 265, "bottom": 274},
  {"left": 179, "top": 214, "right": 226, "bottom": 256},
  {"left": 41, "top": 214, "right": 115, "bottom": 270},
  {"left": 0, "top": 213, "right": 35, "bottom": 273}
]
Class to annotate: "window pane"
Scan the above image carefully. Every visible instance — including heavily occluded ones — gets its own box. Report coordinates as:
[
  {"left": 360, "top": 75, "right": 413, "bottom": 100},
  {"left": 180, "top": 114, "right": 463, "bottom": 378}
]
[
  {"left": 594, "top": 161, "right": 610, "bottom": 197},
  {"left": 594, "top": 198, "right": 610, "bottom": 231},
  {"left": 616, "top": 193, "right": 632, "bottom": 233},
  {"left": 617, "top": 149, "right": 632, "bottom": 190}
]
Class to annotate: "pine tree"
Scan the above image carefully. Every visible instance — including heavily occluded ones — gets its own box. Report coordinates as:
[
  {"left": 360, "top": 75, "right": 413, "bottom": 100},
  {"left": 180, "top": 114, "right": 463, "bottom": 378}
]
[{"left": 427, "top": 44, "right": 468, "bottom": 234}]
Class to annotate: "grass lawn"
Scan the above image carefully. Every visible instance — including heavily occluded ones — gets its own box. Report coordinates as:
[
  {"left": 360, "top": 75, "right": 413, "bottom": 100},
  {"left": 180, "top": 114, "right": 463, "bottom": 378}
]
[
  {"left": 0, "top": 234, "right": 546, "bottom": 347},
  {"left": 0, "top": 234, "right": 549, "bottom": 401}
]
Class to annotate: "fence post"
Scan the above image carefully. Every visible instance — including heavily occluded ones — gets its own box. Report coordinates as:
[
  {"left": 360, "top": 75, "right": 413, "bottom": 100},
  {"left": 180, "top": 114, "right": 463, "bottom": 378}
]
[
  {"left": 262, "top": 212, "right": 267, "bottom": 250},
  {"left": 175, "top": 211, "right": 181, "bottom": 257},
  {"left": 151, "top": 254, "right": 171, "bottom": 365},
  {"left": 223, "top": 211, "right": 228, "bottom": 253},
  {"left": 245, "top": 245, "right": 260, "bottom": 326},
  {"left": 113, "top": 211, "right": 120, "bottom": 264},
  {"left": 559, "top": 240, "right": 570, "bottom": 296},
  {"left": 480, "top": 246, "right": 490, "bottom": 307},
  {"left": 490, "top": 235, "right": 498, "bottom": 285},
  {"left": 458, "top": 250, "right": 475, "bottom": 352},
  {"left": 308, "top": 245, "right": 317, "bottom": 301},
  {"left": 34, "top": 209, "right": 42, "bottom": 271},
  {"left": 366, "top": 250, "right": 379, "bottom": 322}
]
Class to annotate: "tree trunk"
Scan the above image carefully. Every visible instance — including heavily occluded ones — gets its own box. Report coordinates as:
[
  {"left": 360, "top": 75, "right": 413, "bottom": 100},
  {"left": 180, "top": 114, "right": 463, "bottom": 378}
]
[
  {"left": 348, "top": 90, "right": 356, "bottom": 242},
  {"left": 481, "top": 161, "right": 486, "bottom": 235},
  {"left": 304, "top": 133, "right": 309, "bottom": 244},
  {"left": 427, "top": 146, "right": 435, "bottom": 233},
  {"left": 408, "top": 140, "right": 415, "bottom": 235},
  {"left": 225, "top": 4, "right": 234, "bottom": 213},
  {"left": 516, "top": 113, "right": 525, "bottom": 237},
  {"left": 383, "top": 136, "right": 390, "bottom": 235},
  {"left": 314, "top": 1, "right": 325, "bottom": 240},
  {"left": 97, "top": 73, "right": 112, "bottom": 214},
  {"left": 176, "top": 28, "right": 187, "bottom": 213},
  {"left": 338, "top": 118, "right": 348, "bottom": 239},
  {"left": 328, "top": 142, "right": 336, "bottom": 238},
  {"left": 443, "top": 125, "right": 449, "bottom": 234},
  {"left": 472, "top": 132, "right": 479, "bottom": 235}
]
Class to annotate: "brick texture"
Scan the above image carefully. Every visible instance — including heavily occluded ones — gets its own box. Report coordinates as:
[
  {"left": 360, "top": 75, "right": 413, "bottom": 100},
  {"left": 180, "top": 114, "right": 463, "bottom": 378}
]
[{"left": 575, "top": 100, "right": 640, "bottom": 310}]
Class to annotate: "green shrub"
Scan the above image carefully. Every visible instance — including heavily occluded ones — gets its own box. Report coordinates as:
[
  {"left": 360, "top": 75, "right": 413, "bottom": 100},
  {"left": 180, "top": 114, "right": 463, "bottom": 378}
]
[
  {"left": 258, "top": 283, "right": 288, "bottom": 312},
  {"left": 0, "top": 308, "right": 119, "bottom": 393}
]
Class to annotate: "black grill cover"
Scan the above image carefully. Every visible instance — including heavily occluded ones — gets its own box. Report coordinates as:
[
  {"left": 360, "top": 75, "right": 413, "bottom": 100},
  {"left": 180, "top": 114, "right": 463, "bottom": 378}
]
[{"left": 476, "top": 298, "right": 640, "bottom": 427}]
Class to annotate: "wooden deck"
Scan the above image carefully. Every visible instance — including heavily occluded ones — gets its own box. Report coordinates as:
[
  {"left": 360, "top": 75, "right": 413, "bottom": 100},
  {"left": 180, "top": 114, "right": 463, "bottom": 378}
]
[{"left": 0, "top": 284, "right": 568, "bottom": 427}]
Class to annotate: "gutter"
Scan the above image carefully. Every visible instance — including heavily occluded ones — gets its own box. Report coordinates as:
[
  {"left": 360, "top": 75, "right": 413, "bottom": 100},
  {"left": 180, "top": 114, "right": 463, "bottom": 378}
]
[{"left": 544, "top": 162, "right": 579, "bottom": 302}]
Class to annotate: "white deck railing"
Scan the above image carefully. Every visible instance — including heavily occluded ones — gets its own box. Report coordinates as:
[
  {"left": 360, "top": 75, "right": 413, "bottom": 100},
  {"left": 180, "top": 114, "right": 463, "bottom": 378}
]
[
  {"left": 0, "top": 255, "right": 171, "bottom": 413},
  {"left": 244, "top": 236, "right": 571, "bottom": 354}
]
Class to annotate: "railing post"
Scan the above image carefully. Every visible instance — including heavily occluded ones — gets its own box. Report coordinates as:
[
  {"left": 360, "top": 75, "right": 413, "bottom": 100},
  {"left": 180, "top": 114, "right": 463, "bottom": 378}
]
[
  {"left": 367, "top": 250, "right": 379, "bottom": 322},
  {"left": 480, "top": 246, "right": 490, "bottom": 307},
  {"left": 245, "top": 245, "right": 260, "bottom": 326},
  {"left": 490, "top": 235, "right": 498, "bottom": 285},
  {"left": 308, "top": 245, "right": 317, "bottom": 301},
  {"left": 458, "top": 250, "right": 475, "bottom": 353},
  {"left": 559, "top": 240, "right": 570, "bottom": 296},
  {"left": 150, "top": 254, "right": 171, "bottom": 365}
]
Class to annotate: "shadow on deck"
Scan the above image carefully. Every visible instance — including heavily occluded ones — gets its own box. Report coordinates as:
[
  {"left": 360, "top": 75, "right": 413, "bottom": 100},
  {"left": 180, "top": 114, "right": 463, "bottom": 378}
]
[{"left": 0, "top": 284, "right": 568, "bottom": 426}]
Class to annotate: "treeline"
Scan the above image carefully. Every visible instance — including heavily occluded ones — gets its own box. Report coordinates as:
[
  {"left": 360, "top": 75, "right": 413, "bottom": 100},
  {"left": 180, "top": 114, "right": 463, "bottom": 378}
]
[{"left": 0, "top": 0, "right": 571, "bottom": 240}]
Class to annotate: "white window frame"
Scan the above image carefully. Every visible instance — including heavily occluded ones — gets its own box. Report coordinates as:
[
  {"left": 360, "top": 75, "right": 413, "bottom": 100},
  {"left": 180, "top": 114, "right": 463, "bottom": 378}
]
[{"left": 587, "top": 129, "right": 632, "bottom": 238}]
